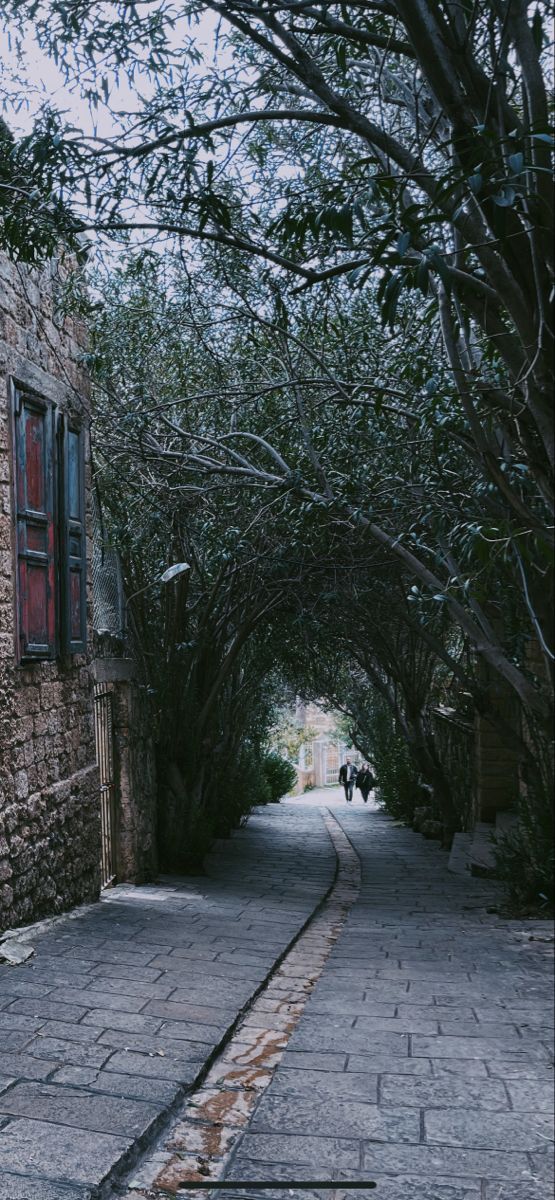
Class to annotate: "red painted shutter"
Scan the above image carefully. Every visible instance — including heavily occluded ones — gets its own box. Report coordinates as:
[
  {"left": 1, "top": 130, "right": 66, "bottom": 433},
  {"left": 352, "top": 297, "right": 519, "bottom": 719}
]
[
  {"left": 13, "top": 388, "right": 57, "bottom": 660},
  {"left": 61, "top": 417, "right": 87, "bottom": 653}
]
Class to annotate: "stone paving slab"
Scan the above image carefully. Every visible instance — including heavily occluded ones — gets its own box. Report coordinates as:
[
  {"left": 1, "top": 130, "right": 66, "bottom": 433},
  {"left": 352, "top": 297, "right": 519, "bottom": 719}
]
[
  {"left": 0, "top": 1118, "right": 132, "bottom": 1185},
  {"left": 378, "top": 1073, "right": 510, "bottom": 1110},
  {"left": 0, "top": 1080, "right": 161, "bottom": 1136},
  {"left": 0, "top": 805, "right": 335, "bottom": 1196},
  {"left": 269, "top": 1066, "right": 379, "bottom": 1102},
  {"left": 0, "top": 1175, "right": 89, "bottom": 1200}
]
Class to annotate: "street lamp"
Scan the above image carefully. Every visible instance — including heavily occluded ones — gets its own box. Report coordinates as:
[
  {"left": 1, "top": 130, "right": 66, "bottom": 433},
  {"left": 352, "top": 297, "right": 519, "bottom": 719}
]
[
  {"left": 159, "top": 563, "right": 191, "bottom": 584},
  {"left": 124, "top": 562, "right": 191, "bottom": 630}
]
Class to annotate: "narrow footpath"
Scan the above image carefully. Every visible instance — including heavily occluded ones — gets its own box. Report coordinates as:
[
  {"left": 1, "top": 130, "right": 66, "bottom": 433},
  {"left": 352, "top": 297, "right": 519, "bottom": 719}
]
[{"left": 0, "top": 796, "right": 553, "bottom": 1200}]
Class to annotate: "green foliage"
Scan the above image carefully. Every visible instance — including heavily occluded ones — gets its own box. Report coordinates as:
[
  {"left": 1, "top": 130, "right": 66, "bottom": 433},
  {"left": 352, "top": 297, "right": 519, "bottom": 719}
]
[
  {"left": 270, "top": 710, "right": 316, "bottom": 763},
  {"left": 156, "top": 759, "right": 216, "bottom": 872},
  {"left": 158, "top": 740, "right": 277, "bottom": 871},
  {"left": 493, "top": 785, "right": 554, "bottom": 915},
  {"left": 86, "top": 248, "right": 551, "bottom": 906},
  {"left": 359, "top": 697, "right": 420, "bottom": 824},
  {"left": 88, "top": 240, "right": 551, "bottom": 895},
  {"left": 216, "top": 744, "right": 273, "bottom": 830},
  {"left": 0, "top": 115, "right": 81, "bottom": 262},
  {"left": 492, "top": 717, "right": 554, "bottom": 913},
  {"left": 262, "top": 751, "right": 297, "bottom": 803}
]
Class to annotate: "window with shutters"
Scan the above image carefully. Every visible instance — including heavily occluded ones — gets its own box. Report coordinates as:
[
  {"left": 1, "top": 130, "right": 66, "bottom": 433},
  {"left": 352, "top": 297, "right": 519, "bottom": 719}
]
[{"left": 12, "top": 384, "right": 87, "bottom": 662}]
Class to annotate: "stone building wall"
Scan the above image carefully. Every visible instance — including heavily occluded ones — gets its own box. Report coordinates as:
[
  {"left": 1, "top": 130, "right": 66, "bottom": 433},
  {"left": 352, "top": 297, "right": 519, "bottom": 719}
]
[
  {"left": 112, "top": 679, "right": 157, "bottom": 882},
  {"left": 0, "top": 253, "right": 99, "bottom": 930}
]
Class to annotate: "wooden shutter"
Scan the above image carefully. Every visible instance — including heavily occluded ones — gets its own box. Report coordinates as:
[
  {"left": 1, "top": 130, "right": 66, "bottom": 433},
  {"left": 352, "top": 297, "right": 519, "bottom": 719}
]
[
  {"left": 13, "top": 387, "right": 57, "bottom": 660},
  {"left": 61, "top": 416, "right": 87, "bottom": 653}
]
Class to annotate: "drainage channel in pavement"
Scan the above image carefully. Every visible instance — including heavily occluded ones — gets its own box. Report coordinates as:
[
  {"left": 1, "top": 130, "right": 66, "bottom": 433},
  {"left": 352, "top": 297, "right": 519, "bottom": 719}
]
[{"left": 117, "top": 808, "right": 360, "bottom": 1199}]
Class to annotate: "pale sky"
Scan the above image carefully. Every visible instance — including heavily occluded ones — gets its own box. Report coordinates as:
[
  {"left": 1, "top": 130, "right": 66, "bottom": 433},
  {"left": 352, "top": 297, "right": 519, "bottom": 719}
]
[{"left": 0, "top": 9, "right": 223, "bottom": 138}]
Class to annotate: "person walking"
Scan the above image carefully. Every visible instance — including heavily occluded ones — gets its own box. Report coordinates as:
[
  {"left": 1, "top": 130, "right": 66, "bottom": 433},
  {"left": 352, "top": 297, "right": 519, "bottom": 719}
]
[
  {"left": 356, "top": 762, "right": 375, "bottom": 804},
  {"left": 339, "top": 757, "right": 358, "bottom": 803}
]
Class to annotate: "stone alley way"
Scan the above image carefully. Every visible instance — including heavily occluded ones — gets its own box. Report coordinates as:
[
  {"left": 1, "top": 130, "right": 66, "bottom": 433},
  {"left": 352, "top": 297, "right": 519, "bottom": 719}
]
[{"left": 0, "top": 798, "right": 553, "bottom": 1200}]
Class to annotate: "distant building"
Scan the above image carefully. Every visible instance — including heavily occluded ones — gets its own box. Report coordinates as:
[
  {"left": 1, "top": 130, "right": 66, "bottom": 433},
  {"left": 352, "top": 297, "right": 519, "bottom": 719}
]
[{"left": 293, "top": 700, "right": 361, "bottom": 791}]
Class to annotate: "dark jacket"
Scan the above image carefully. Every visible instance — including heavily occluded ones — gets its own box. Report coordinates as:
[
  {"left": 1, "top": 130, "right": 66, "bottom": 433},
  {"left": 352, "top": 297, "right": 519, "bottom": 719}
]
[
  {"left": 356, "top": 768, "right": 375, "bottom": 793},
  {"left": 339, "top": 763, "right": 358, "bottom": 784}
]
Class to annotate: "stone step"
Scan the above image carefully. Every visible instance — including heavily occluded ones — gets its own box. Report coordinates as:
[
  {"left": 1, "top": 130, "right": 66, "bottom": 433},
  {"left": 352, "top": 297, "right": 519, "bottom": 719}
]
[
  {"left": 449, "top": 811, "right": 519, "bottom": 879},
  {"left": 469, "top": 821, "right": 497, "bottom": 877},
  {"left": 447, "top": 832, "right": 472, "bottom": 876},
  {"left": 495, "top": 810, "right": 519, "bottom": 836}
]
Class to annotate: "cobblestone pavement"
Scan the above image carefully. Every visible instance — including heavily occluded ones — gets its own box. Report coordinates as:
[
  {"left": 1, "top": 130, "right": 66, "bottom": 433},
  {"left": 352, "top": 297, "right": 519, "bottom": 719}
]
[
  {"left": 0, "top": 801, "right": 553, "bottom": 1200},
  {"left": 0, "top": 805, "right": 335, "bottom": 1198},
  {"left": 116, "top": 801, "right": 554, "bottom": 1200}
]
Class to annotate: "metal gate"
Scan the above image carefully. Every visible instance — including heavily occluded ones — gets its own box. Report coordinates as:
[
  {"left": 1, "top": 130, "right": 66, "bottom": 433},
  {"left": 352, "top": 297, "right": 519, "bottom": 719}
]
[
  {"left": 325, "top": 742, "right": 340, "bottom": 785},
  {"left": 94, "top": 682, "right": 117, "bottom": 888}
]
